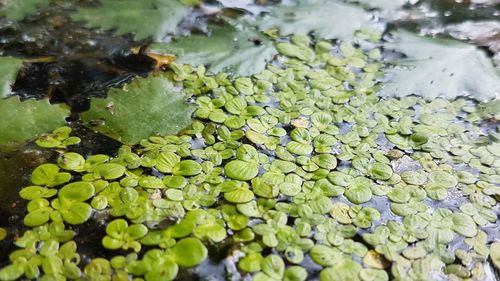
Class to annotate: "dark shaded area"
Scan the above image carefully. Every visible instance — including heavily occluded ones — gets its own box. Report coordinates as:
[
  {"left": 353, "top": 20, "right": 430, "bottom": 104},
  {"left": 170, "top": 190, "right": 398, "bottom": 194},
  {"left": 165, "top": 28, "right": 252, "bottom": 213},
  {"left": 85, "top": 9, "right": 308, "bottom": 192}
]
[
  {"left": 0, "top": 202, "right": 29, "bottom": 266},
  {"left": 0, "top": 1, "right": 157, "bottom": 114}
]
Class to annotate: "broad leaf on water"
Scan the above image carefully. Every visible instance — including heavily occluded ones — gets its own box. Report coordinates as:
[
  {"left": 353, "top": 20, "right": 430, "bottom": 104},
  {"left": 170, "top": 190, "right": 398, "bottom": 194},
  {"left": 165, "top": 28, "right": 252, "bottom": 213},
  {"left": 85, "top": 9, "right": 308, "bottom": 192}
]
[
  {"left": 0, "top": 97, "right": 70, "bottom": 150},
  {"left": 150, "top": 21, "right": 277, "bottom": 76},
  {"left": 0, "top": 56, "right": 23, "bottom": 98},
  {"left": 447, "top": 21, "right": 500, "bottom": 56},
  {"left": 0, "top": 0, "right": 49, "bottom": 21},
  {"left": 380, "top": 30, "right": 500, "bottom": 101},
  {"left": 255, "top": 0, "right": 369, "bottom": 40},
  {"left": 72, "top": 0, "right": 195, "bottom": 41},
  {"left": 81, "top": 74, "right": 194, "bottom": 145}
]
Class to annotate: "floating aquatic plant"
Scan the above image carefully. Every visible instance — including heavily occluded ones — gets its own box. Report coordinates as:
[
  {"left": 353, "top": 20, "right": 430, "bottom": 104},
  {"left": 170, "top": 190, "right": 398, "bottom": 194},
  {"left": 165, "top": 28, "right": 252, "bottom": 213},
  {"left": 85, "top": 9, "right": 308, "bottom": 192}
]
[{"left": 2, "top": 6, "right": 499, "bottom": 281}]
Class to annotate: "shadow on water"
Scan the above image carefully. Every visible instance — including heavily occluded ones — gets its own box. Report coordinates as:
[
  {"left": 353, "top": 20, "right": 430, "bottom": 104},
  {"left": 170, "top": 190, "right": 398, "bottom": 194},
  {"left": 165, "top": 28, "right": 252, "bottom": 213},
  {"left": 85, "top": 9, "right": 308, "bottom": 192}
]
[{"left": 0, "top": 1, "right": 158, "bottom": 115}]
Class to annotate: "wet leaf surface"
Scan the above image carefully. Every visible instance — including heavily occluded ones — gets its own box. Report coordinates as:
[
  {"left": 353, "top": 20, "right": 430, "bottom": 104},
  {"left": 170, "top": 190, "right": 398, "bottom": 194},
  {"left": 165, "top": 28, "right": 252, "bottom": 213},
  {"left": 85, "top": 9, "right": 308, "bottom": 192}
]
[
  {"left": 0, "top": 97, "right": 70, "bottom": 150},
  {"left": 381, "top": 30, "right": 500, "bottom": 100},
  {"left": 72, "top": 0, "right": 194, "bottom": 41},
  {"left": 151, "top": 21, "right": 277, "bottom": 76},
  {"left": 81, "top": 74, "right": 194, "bottom": 145}
]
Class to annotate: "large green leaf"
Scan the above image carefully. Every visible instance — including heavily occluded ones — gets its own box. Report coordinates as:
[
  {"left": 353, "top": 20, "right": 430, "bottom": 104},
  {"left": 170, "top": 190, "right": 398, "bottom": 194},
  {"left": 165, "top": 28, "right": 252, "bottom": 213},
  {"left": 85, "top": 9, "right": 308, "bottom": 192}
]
[
  {"left": 0, "top": 56, "right": 23, "bottom": 99},
  {"left": 0, "top": 0, "right": 50, "bottom": 21},
  {"left": 255, "top": 0, "right": 369, "bottom": 40},
  {"left": 150, "top": 21, "right": 277, "bottom": 76},
  {"left": 71, "top": 0, "right": 194, "bottom": 41},
  {"left": 81, "top": 74, "right": 194, "bottom": 145},
  {"left": 380, "top": 30, "right": 500, "bottom": 101},
  {"left": 0, "top": 97, "right": 70, "bottom": 150}
]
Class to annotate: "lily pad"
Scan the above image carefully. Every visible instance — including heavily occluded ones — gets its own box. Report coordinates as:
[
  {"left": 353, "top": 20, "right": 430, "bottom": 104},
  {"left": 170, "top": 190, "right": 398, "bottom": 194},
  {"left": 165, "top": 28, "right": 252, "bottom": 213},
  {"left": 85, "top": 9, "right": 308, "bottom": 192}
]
[
  {"left": 150, "top": 21, "right": 277, "bottom": 76},
  {"left": 81, "top": 74, "right": 194, "bottom": 145},
  {"left": 256, "top": 0, "right": 369, "bottom": 40},
  {"left": 0, "top": 97, "right": 70, "bottom": 150},
  {"left": 72, "top": 0, "right": 193, "bottom": 41},
  {"left": 380, "top": 30, "right": 500, "bottom": 100}
]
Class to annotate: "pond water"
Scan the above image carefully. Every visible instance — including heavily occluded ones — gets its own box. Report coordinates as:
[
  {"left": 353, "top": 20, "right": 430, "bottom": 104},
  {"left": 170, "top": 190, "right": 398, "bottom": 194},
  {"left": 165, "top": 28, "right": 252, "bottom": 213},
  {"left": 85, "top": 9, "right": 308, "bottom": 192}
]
[{"left": 0, "top": 0, "right": 499, "bottom": 281}]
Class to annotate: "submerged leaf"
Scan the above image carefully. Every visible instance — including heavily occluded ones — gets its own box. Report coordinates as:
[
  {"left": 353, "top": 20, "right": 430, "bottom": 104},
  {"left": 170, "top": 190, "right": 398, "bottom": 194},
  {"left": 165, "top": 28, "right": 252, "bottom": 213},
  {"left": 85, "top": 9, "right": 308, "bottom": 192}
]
[
  {"left": 81, "top": 74, "right": 194, "bottom": 145},
  {"left": 151, "top": 21, "right": 277, "bottom": 76},
  {"left": 72, "top": 0, "right": 192, "bottom": 40},
  {"left": 380, "top": 30, "right": 500, "bottom": 100},
  {"left": 255, "top": 0, "right": 369, "bottom": 40}
]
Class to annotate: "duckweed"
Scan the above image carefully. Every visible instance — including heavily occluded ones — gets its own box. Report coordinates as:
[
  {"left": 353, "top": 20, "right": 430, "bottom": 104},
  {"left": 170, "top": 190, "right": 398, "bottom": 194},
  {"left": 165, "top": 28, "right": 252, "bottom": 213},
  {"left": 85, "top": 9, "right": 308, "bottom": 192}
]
[{"left": 2, "top": 17, "right": 499, "bottom": 281}]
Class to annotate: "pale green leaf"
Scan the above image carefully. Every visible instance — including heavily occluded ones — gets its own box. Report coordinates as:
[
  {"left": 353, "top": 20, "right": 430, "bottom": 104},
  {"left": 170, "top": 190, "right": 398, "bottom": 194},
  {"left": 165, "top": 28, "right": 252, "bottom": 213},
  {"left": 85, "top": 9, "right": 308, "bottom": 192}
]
[
  {"left": 255, "top": 0, "right": 369, "bottom": 40},
  {"left": 150, "top": 21, "right": 277, "bottom": 76},
  {"left": 72, "top": 0, "right": 192, "bottom": 41},
  {"left": 172, "top": 237, "right": 208, "bottom": 267},
  {"left": 380, "top": 30, "right": 500, "bottom": 101}
]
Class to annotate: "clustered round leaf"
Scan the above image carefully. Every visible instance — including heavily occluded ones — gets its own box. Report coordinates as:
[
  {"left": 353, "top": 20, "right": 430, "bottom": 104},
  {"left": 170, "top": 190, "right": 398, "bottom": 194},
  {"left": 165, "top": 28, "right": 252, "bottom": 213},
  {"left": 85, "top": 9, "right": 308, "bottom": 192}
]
[{"left": 2, "top": 23, "right": 499, "bottom": 281}]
